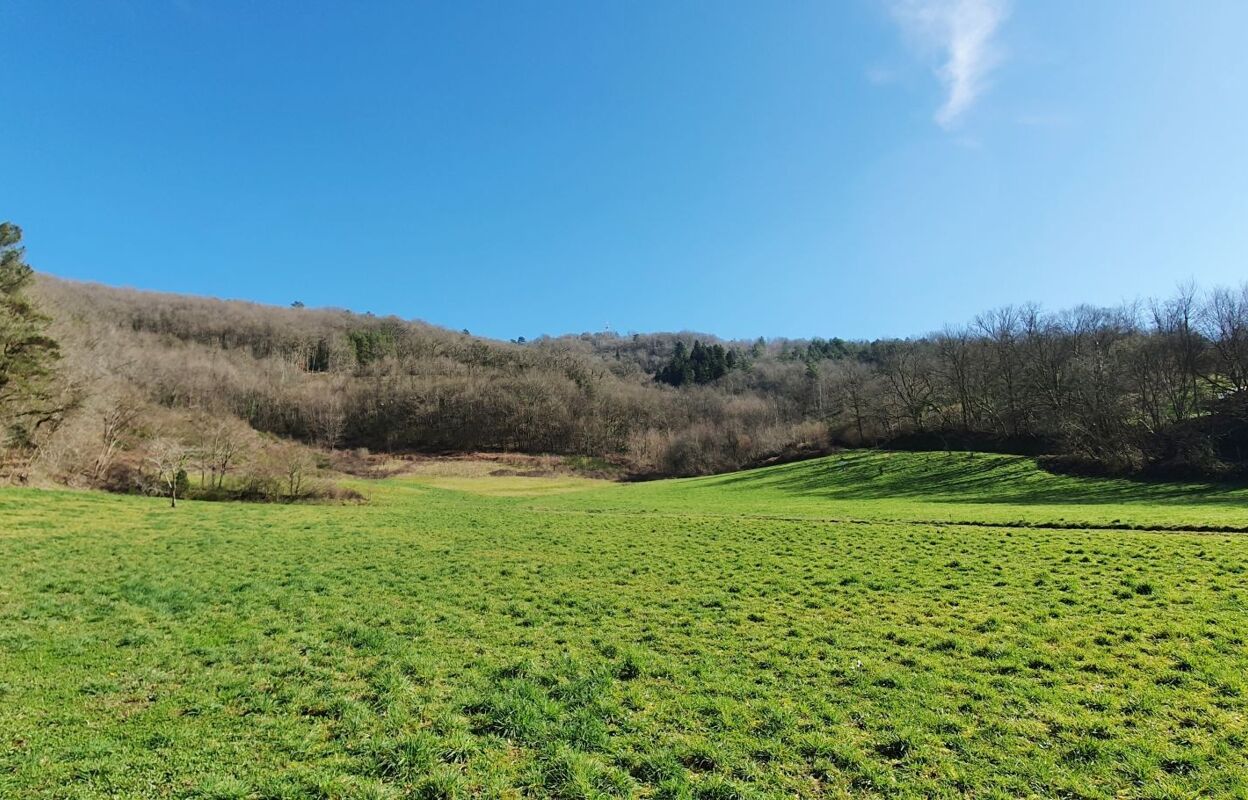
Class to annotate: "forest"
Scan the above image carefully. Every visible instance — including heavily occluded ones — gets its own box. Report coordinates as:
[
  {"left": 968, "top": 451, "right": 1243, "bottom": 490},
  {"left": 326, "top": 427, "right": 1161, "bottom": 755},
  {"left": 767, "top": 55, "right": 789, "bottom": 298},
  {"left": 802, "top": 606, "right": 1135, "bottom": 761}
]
[{"left": 2, "top": 222, "right": 1247, "bottom": 493}]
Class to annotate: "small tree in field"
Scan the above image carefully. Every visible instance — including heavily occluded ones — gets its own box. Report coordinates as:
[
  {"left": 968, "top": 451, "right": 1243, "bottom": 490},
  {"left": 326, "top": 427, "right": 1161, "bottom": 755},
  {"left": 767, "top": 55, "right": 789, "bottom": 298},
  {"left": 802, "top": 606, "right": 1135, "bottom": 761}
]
[{"left": 146, "top": 438, "right": 191, "bottom": 507}]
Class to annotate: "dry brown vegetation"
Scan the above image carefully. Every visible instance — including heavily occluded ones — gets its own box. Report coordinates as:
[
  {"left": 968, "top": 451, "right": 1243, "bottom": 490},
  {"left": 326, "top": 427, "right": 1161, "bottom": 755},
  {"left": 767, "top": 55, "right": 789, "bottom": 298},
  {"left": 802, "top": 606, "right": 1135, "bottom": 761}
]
[
  {"left": 8, "top": 274, "right": 1248, "bottom": 495},
  {"left": 23, "top": 277, "right": 829, "bottom": 489}
]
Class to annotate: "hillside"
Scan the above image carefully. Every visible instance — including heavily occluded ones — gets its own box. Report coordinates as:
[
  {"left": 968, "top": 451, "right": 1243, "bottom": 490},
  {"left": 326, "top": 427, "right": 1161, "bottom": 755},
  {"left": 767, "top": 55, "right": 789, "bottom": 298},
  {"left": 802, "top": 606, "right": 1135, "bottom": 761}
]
[
  {"left": 23, "top": 275, "right": 825, "bottom": 486},
  {"left": 3, "top": 258, "right": 1248, "bottom": 498}
]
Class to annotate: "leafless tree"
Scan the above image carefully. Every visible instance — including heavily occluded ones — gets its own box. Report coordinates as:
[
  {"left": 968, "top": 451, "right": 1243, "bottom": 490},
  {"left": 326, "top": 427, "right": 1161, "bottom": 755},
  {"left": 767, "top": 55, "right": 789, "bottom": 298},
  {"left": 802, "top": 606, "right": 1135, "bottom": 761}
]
[
  {"left": 975, "top": 306, "right": 1028, "bottom": 437},
  {"left": 1204, "top": 284, "right": 1248, "bottom": 398},
  {"left": 254, "top": 443, "right": 318, "bottom": 499},
  {"left": 145, "top": 438, "right": 191, "bottom": 508},
  {"left": 91, "top": 391, "right": 143, "bottom": 483},
  {"left": 194, "top": 420, "right": 246, "bottom": 489},
  {"left": 933, "top": 326, "right": 981, "bottom": 431},
  {"left": 879, "top": 342, "right": 936, "bottom": 432},
  {"left": 827, "top": 360, "right": 877, "bottom": 445},
  {"left": 306, "top": 389, "right": 346, "bottom": 450}
]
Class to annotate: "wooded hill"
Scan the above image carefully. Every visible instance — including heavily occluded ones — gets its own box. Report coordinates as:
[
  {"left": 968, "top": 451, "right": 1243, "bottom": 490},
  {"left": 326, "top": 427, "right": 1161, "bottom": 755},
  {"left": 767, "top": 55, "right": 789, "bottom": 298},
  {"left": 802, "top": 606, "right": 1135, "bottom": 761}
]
[
  {"left": 2, "top": 222, "right": 1246, "bottom": 489},
  {"left": 21, "top": 274, "right": 827, "bottom": 485}
]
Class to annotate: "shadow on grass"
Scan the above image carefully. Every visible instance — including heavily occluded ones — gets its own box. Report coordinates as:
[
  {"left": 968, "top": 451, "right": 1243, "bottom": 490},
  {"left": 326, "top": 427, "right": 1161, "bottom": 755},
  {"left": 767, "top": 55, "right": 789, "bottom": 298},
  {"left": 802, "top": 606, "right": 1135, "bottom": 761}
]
[{"left": 705, "top": 451, "right": 1248, "bottom": 506}]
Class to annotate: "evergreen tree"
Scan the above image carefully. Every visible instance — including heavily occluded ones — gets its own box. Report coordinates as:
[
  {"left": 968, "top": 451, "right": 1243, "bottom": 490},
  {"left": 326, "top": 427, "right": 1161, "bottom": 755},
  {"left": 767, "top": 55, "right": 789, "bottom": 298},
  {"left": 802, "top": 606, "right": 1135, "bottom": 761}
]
[
  {"left": 656, "top": 339, "right": 737, "bottom": 386},
  {"left": 0, "top": 223, "right": 63, "bottom": 451},
  {"left": 709, "top": 343, "right": 728, "bottom": 380},
  {"left": 656, "top": 340, "right": 689, "bottom": 386},
  {"left": 689, "top": 341, "right": 707, "bottom": 382}
]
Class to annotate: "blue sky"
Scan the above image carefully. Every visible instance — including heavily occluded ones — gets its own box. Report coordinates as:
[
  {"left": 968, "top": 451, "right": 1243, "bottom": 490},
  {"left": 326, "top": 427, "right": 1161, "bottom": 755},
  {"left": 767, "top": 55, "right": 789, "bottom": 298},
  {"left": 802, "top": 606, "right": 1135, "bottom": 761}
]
[{"left": 3, "top": 1, "right": 1246, "bottom": 341}]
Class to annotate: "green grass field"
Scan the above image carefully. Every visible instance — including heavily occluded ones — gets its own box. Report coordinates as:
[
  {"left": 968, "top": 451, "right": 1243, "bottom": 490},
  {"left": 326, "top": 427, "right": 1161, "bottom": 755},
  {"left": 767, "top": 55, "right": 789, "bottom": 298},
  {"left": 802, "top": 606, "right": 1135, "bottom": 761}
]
[{"left": 2, "top": 452, "right": 1246, "bottom": 799}]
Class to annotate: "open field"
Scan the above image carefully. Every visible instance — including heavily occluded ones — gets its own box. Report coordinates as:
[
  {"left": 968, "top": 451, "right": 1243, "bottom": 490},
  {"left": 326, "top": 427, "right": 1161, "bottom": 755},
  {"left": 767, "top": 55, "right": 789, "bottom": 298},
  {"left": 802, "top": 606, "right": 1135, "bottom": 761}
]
[{"left": 2, "top": 453, "right": 1247, "bottom": 799}]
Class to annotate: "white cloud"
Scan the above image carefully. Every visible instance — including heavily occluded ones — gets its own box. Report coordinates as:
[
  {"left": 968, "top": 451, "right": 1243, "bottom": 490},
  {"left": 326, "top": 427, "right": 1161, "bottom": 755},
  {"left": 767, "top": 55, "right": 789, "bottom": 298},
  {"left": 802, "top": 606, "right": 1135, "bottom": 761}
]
[{"left": 888, "top": 0, "right": 1009, "bottom": 128}]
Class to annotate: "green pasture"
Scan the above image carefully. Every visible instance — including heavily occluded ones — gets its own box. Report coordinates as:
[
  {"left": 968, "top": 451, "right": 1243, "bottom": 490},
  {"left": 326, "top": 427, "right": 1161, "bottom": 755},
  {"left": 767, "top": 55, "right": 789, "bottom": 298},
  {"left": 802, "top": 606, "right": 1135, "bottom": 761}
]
[{"left": 1, "top": 452, "right": 1246, "bottom": 799}]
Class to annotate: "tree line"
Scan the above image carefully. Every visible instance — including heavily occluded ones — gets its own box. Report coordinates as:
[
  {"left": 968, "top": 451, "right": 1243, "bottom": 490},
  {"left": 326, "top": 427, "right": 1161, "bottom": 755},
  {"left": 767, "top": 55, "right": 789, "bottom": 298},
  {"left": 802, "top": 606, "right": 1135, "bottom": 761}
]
[
  {"left": 2, "top": 220, "right": 1247, "bottom": 486},
  {"left": 808, "top": 293, "right": 1248, "bottom": 476}
]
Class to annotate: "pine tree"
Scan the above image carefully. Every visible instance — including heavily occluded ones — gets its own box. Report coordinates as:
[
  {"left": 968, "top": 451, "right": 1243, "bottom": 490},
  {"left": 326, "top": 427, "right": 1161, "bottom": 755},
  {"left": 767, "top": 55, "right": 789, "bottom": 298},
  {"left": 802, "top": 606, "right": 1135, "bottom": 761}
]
[
  {"left": 0, "top": 223, "right": 63, "bottom": 451},
  {"left": 657, "top": 340, "right": 693, "bottom": 386},
  {"left": 689, "top": 341, "right": 707, "bottom": 383},
  {"left": 656, "top": 339, "right": 739, "bottom": 387},
  {"left": 709, "top": 344, "right": 728, "bottom": 380}
]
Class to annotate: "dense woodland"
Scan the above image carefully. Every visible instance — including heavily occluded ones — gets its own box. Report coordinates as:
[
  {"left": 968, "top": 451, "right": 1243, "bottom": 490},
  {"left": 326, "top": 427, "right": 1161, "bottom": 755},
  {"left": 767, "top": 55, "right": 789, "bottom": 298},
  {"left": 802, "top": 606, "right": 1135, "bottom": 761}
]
[{"left": 2, "top": 222, "right": 1247, "bottom": 493}]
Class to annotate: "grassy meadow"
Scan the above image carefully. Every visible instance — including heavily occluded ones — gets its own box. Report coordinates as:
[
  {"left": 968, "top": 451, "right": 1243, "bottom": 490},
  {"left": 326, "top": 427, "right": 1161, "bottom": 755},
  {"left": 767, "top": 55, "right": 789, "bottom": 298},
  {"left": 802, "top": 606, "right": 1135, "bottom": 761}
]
[{"left": 2, "top": 452, "right": 1246, "bottom": 799}]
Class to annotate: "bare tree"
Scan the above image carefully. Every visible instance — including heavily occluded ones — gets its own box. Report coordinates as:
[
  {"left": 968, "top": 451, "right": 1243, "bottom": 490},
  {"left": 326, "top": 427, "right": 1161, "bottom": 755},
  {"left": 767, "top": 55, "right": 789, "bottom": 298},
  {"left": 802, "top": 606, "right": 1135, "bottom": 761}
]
[
  {"left": 91, "top": 391, "right": 143, "bottom": 483},
  {"left": 879, "top": 342, "right": 936, "bottom": 433},
  {"left": 933, "top": 326, "right": 981, "bottom": 431},
  {"left": 1020, "top": 307, "right": 1076, "bottom": 432},
  {"left": 194, "top": 420, "right": 246, "bottom": 489},
  {"left": 1204, "top": 284, "right": 1248, "bottom": 399},
  {"left": 1135, "top": 283, "right": 1205, "bottom": 427},
  {"left": 306, "top": 389, "right": 346, "bottom": 450},
  {"left": 828, "top": 360, "right": 877, "bottom": 445},
  {"left": 975, "top": 306, "right": 1028, "bottom": 437},
  {"left": 258, "top": 443, "right": 317, "bottom": 499},
  {"left": 1061, "top": 306, "right": 1138, "bottom": 465},
  {"left": 146, "top": 438, "right": 191, "bottom": 508}
]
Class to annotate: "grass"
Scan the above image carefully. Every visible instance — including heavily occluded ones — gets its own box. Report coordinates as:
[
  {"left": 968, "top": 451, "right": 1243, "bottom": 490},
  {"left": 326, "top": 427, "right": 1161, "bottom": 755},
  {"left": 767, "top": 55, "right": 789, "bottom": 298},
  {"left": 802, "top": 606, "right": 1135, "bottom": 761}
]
[
  {"left": 1, "top": 451, "right": 1246, "bottom": 798},
  {"left": 396, "top": 458, "right": 607, "bottom": 497},
  {"left": 541, "top": 451, "right": 1248, "bottom": 530}
]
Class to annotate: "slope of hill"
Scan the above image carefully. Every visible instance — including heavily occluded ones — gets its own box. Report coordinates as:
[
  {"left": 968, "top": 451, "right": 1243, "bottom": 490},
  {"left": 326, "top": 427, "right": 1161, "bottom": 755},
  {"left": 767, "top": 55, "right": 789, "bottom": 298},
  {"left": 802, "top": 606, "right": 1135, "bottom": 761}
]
[
  {"left": 6, "top": 267, "right": 1248, "bottom": 495},
  {"left": 23, "top": 275, "right": 824, "bottom": 488},
  {"left": 536, "top": 450, "right": 1248, "bottom": 531}
]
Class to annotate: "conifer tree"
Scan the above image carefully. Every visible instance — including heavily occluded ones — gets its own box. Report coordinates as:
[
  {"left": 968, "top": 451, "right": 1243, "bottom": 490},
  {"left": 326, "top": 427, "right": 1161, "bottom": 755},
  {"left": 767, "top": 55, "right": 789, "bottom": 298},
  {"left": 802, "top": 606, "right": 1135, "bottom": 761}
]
[
  {"left": 0, "top": 223, "right": 63, "bottom": 451},
  {"left": 656, "top": 339, "right": 738, "bottom": 386}
]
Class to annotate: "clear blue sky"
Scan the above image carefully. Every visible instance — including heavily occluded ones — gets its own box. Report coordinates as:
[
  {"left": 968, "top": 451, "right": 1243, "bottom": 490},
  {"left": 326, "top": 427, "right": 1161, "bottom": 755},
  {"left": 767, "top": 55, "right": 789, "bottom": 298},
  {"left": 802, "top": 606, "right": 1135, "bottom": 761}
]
[{"left": 3, "top": 1, "right": 1246, "bottom": 341}]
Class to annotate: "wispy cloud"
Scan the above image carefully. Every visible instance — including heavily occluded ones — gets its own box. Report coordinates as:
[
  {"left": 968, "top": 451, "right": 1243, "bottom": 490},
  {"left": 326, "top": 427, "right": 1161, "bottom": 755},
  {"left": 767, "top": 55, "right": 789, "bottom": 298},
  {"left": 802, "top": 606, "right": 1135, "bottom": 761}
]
[{"left": 888, "top": 0, "right": 1009, "bottom": 129}]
